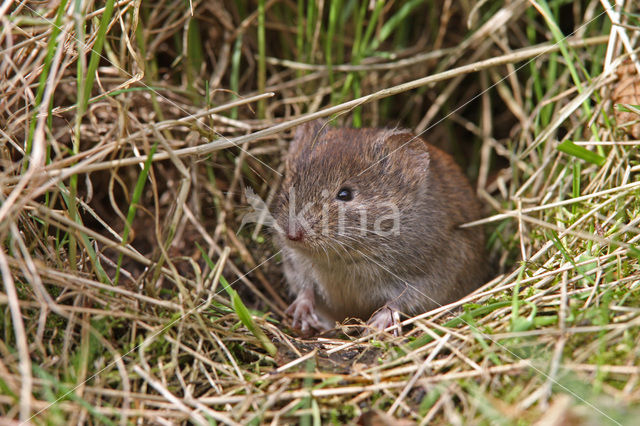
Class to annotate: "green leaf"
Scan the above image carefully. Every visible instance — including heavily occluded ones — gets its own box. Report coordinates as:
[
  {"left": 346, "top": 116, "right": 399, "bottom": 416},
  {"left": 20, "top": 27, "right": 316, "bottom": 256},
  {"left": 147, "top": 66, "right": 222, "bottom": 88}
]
[
  {"left": 557, "top": 140, "right": 606, "bottom": 166},
  {"left": 615, "top": 104, "right": 640, "bottom": 113},
  {"left": 187, "top": 18, "right": 203, "bottom": 74},
  {"left": 220, "top": 276, "right": 277, "bottom": 357},
  {"left": 114, "top": 142, "right": 157, "bottom": 285},
  {"left": 628, "top": 246, "right": 640, "bottom": 260},
  {"left": 81, "top": 0, "right": 116, "bottom": 113}
]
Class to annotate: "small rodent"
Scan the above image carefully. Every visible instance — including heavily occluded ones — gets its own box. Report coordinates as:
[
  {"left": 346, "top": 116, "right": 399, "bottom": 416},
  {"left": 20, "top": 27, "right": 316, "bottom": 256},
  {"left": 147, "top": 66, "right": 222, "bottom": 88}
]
[{"left": 273, "top": 120, "right": 488, "bottom": 335}]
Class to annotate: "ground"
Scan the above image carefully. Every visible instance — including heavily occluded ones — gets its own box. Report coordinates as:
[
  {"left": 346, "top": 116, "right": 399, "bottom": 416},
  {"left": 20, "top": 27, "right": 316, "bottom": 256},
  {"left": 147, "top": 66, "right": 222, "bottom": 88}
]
[{"left": 1, "top": 1, "right": 639, "bottom": 424}]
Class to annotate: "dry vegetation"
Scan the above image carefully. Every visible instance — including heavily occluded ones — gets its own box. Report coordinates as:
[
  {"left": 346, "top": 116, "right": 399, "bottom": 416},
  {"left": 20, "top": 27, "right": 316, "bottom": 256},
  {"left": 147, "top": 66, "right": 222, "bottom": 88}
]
[{"left": 1, "top": 0, "right": 640, "bottom": 424}]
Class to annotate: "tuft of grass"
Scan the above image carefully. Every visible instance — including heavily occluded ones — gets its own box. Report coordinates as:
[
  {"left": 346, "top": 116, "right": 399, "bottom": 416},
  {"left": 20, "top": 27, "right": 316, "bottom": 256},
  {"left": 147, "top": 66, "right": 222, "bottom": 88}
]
[{"left": 1, "top": 1, "right": 639, "bottom": 424}]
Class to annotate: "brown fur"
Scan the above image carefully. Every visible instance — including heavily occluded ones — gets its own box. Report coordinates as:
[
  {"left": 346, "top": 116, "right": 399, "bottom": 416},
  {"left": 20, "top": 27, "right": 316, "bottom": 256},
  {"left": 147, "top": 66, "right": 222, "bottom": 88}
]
[{"left": 273, "top": 120, "right": 489, "bottom": 332}]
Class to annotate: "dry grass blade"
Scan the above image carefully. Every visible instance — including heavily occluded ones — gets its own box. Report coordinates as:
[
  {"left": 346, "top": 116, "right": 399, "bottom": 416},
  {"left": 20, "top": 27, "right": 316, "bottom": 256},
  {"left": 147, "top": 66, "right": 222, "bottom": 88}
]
[{"left": 1, "top": 1, "right": 639, "bottom": 424}]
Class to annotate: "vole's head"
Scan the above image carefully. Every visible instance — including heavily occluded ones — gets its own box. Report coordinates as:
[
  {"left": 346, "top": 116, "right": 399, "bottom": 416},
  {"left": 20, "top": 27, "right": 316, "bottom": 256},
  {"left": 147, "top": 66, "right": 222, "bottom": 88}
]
[{"left": 273, "top": 120, "right": 431, "bottom": 260}]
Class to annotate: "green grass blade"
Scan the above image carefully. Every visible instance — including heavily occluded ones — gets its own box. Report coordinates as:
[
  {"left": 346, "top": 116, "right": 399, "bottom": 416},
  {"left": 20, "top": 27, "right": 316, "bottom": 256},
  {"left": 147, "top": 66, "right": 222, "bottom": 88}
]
[
  {"left": 24, "top": 0, "right": 70, "bottom": 171},
  {"left": 220, "top": 276, "right": 277, "bottom": 357},
  {"left": 33, "top": 365, "right": 116, "bottom": 426},
  {"left": 186, "top": 17, "right": 203, "bottom": 94},
  {"left": 407, "top": 301, "right": 511, "bottom": 350},
  {"left": 510, "top": 265, "right": 526, "bottom": 332},
  {"left": 572, "top": 159, "right": 581, "bottom": 215},
  {"left": 532, "top": 0, "right": 600, "bottom": 144},
  {"left": 370, "top": 0, "right": 424, "bottom": 52},
  {"left": 196, "top": 243, "right": 276, "bottom": 356},
  {"left": 296, "top": 0, "right": 304, "bottom": 68},
  {"left": 359, "top": 0, "right": 385, "bottom": 56},
  {"left": 325, "top": 0, "right": 341, "bottom": 103},
  {"left": 557, "top": 140, "right": 606, "bottom": 166},
  {"left": 57, "top": 185, "right": 110, "bottom": 282},
  {"left": 114, "top": 143, "right": 157, "bottom": 285},
  {"left": 80, "top": 0, "right": 116, "bottom": 113}
]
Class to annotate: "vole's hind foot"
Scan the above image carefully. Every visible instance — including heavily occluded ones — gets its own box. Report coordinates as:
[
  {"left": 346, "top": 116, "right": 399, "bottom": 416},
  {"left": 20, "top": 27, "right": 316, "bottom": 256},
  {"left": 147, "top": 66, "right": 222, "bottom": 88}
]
[
  {"left": 286, "top": 289, "right": 327, "bottom": 337},
  {"left": 366, "top": 305, "right": 401, "bottom": 337}
]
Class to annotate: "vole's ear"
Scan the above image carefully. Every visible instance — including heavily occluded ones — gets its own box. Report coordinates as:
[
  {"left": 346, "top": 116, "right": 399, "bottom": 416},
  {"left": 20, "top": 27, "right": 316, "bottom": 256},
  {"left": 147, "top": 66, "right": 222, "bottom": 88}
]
[
  {"left": 290, "top": 119, "right": 328, "bottom": 154},
  {"left": 379, "top": 129, "right": 431, "bottom": 172}
]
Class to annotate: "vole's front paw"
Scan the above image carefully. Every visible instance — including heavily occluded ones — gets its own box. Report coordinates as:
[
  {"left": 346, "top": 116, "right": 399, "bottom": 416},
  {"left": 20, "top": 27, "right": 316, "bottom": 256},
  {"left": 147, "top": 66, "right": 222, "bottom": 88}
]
[
  {"left": 286, "top": 289, "right": 325, "bottom": 336},
  {"left": 367, "top": 306, "right": 401, "bottom": 337}
]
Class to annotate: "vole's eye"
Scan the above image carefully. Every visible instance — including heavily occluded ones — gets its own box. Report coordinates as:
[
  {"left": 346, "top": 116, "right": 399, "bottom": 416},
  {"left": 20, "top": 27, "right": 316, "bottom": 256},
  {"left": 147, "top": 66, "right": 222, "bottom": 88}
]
[{"left": 336, "top": 187, "right": 354, "bottom": 201}]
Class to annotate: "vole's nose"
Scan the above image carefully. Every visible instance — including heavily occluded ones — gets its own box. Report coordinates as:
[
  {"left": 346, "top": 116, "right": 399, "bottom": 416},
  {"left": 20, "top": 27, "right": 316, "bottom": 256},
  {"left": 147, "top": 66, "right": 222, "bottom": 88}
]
[{"left": 287, "top": 223, "right": 305, "bottom": 241}]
